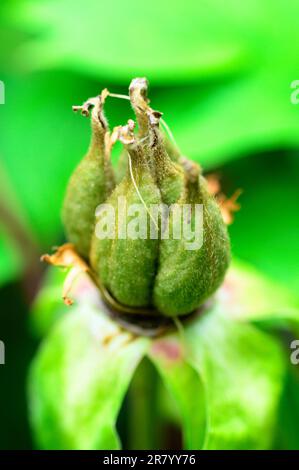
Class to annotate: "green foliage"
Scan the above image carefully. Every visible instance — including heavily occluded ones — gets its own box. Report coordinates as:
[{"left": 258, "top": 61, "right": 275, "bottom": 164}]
[
  {"left": 148, "top": 343, "right": 207, "bottom": 449},
  {"left": 29, "top": 261, "right": 298, "bottom": 449},
  {"left": 1, "top": 0, "right": 299, "bottom": 451},
  {"left": 225, "top": 152, "right": 299, "bottom": 292},
  {"left": 1, "top": 0, "right": 299, "bottom": 291},
  {"left": 7, "top": 0, "right": 299, "bottom": 164},
  {"left": 183, "top": 310, "right": 284, "bottom": 449},
  {"left": 0, "top": 72, "right": 91, "bottom": 247},
  {"left": 226, "top": 260, "right": 299, "bottom": 325},
  {"left": 11, "top": 0, "right": 244, "bottom": 83},
  {"left": 29, "top": 303, "right": 149, "bottom": 449}
]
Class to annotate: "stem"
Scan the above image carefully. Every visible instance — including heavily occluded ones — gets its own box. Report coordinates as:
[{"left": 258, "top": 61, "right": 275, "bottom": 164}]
[
  {"left": 0, "top": 200, "right": 42, "bottom": 301},
  {"left": 128, "top": 358, "right": 161, "bottom": 450}
]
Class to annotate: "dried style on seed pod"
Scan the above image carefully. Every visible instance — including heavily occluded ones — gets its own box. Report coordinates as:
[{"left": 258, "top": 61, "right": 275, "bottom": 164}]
[
  {"left": 62, "top": 90, "right": 115, "bottom": 259},
  {"left": 129, "top": 77, "right": 150, "bottom": 139},
  {"left": 115, "top": 78, "right": 182, "bottom": 184},
  {"left": 90, "top": 120, "right": 162, "bottom": 308},
  {"left": 114, "top": 78, "right": 150, "bottom": 184}
]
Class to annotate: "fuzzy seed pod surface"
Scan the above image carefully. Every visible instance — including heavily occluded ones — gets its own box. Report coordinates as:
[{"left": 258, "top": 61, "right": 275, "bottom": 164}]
[{"left": 61, "top": 78, "right": 232, "bottom": 318}]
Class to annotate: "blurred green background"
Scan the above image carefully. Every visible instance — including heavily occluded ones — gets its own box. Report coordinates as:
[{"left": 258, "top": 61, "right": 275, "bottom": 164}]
[{"left": 0, "top": 0, "right": 299, "bottom": 449}]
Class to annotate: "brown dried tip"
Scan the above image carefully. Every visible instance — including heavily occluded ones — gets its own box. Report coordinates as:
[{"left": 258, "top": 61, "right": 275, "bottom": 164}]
[
  {"left": 41, "top": 243, "right": 89, "bottom": 305},
  {"left": 147, "top": 109, "right": 163, "bottom": 127},
  {"left": 129, "top": 78, "right": 149, "bottom": 112},
  {"left": 129, "top": 78, "right": 153, "bottom": 137},
  {"left": 41, "top": 243, "right": 88, "bottom": 270},
  {"left": 206, "top": 173, "right": 221, "bottom": 196},
  {"left": 63, "top": 296, "right": 74, "bottom": 306},
  {"left": 104, "top": 125, "right": 122, "bottom": 157},
  {"left": 118, "top": 119, "right": 136, "bottom": 145},
  {"left": 72, "top": 88, "right": 109, "bottom": 120},
  {"left": 72, "top": 96, "right": 101, "bottom": 117},
  {"left": 218, "top": 189, "right": 242, "bottom": 225}
]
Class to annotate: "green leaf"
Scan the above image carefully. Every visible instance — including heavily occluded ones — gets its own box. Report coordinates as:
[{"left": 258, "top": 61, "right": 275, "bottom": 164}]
[
  {"left": 7, "top": 0, "right": 299, "bottom": 168},
  {"left": 0, "top": 71, "right": 93, "bottom": 246},
  {"left": 184, "top": 306, "right": 285, "bottom": 449},
  {"left": 28, "top": 302, "right": 149, "bottom": 449},
  {"left": 29, "top": 261, "right": 290, "bottom": 450},
  {"left": 223, "top": 260, "right": 299, "bottom": 326},
  {"left": 148, "top": 260, "right": 290, "bottom": 450},
  {"left": 148, "top": 339, "right": 207, "bottom": 449},
  {"left": 11, "top": 0, "right": 246, "bottom": 84},
  {"left": 2, "top": 1, "right": 299, "bottom": 251},
  {"left": 148, "top": 300, "right": 285, "bottom": 450},
  {"left": 154, "top": 71, "right": 299, "bottom": 168}
]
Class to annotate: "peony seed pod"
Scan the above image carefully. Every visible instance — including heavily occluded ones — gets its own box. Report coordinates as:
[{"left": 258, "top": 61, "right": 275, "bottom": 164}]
[
  {"left": 90, "top": 120, "right": 162, "bottom": 308},
  {"left": 153, "top": 159, "right": 230, "bottom": 316},
  {"left": 62, "top": 91, "right": 115, "bottom": 259},
  {"left": 56, "top": 77, "right": 233, "bottom": 319}
]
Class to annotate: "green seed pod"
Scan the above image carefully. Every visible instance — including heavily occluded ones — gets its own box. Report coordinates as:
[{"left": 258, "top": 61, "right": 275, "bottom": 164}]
[
  {"left": 148, "top": 109, "right": 185, "bottom": 205},
  {"left": 62, "top": 92, "right": 115, "bottom": 259},
  {"left": 58, "top": 77, "right": 232, "bottom": 319},
  {"left": 115, "top": 148, "right": 128, "bottom": 184},
  {"left": 153, "top": 160, "right": 230, "bottom": 316},
  {"left": 163, "top": 134, "right": 181, "bottom": 163},
  {"left": 90, "top": 120, "right": 162, "bottom": 308}
]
